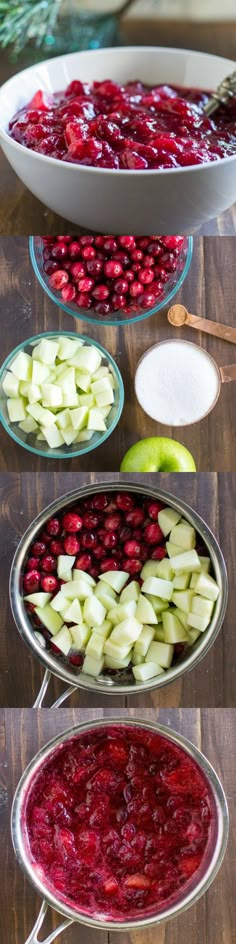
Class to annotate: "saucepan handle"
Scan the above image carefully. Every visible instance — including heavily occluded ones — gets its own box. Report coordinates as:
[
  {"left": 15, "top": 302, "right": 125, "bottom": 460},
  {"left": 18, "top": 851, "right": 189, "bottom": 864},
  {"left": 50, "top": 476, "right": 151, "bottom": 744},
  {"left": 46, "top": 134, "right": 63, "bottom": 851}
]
[
  {"left": 25, "top": 901, "right": 73, "bottom": 944},
  {"left": 219, "top": 363, "right": 236, "bottom": 383},
  {"left": 33, "top": 669, "right": 79, "bottom": 708}
]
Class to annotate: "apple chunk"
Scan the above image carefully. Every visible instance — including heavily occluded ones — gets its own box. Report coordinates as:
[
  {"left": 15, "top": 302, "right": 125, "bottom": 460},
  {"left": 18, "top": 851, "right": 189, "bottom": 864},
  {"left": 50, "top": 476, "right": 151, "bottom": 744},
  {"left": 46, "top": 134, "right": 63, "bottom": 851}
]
[
  {"left": 34, "top": 605, "right": 63, "bottom": 635},
  {"left": 141, "top": 576, "right": 173, "bottom": 601},
  {"left": 145, "top": 640, "right": 174, "bottom": 668},
  {"left": 158, "top": 507, "right": 181, "bottom": 536},
  {"left": 193, "top": 572, "right": 220, "bottom": 602},
  {"left": 162, "top": 611, "right": 188, "bottom": 643},
  {"left": 132, "top": 662, "right": 164, "bottom": 681}
]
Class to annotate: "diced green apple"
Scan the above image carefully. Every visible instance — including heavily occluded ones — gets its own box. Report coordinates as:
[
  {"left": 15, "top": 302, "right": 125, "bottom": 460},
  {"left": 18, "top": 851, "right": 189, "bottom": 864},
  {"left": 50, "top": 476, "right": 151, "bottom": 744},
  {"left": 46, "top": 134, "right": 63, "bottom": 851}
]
[
  {"left": 70, "top": 346, "right": 102, "bottom": 374},
  {"left": 158, "top": 507, "right": 181, "bottom": 536},
  {"left": 140, "top": 560, "right": 161, "bottom": 579},
  {"left": 61, "top": 427, "right": 78, "bottom": 446},
  {"left": 73, "top": 570, "right": 96, "bottom": 586},
  {"left": 169, "top": 522, "right": 196, "bottom": 550},
  {"left": 24, "top": 592, "right": 52, "bottom": 607},
  {"left": 145, "top": 640, "right": 174, "bottom": 668},
  {"left": 41, "top": 384, "right": 63, "bottom": 408},
  {"left": 75, "top": 430, "right": 94, "bottom": 443},
  {"left": 154, "top": 624, "right": 165, "bottom": 642},
  {"left": 94, "top": 585, "right": 117, "bottom": 610},
  {"left": 141, "top": 576, "right": 173, "bottom": 601},
  {"left": 108, "top": 601, "right": 137, "bottom": 625},
  {"left": 7, "top": 398, "right": 27, "bottom": 422},
  {"left": 155, "top": 558, "right": 174, "bottom": 581},
  {"left": 191, "top": 596, "right": 214, "bottom": 620},
  {"left": 99, "top": 571, "right": 128, "bottom": 593},
  {"left": 136, "top": 595, "right": 158, "bottom": 624},
  {"left": 110, "top": 617, "right": 143, "bottom": 647},
  {"left": 169, "top": 550, "right": 201, "bottom": 573},
  {"left": 120, "top": 581, "right": 140, "bottom": 603},
  {"left": 61, "top": 389, "right": 80, "bottom": 408},
  {"left": 194, "top": 572, "right": 220, "bottom": 602},
  {"left": 172, "top": 589, "right": 195, "bottom": 613},
  {"left": 26, "top": 403, "right": 45, "bottom": 422},
  {"left": 134, "top": 625, "right": 155, "bottom": 657},
  {"left": 57, "top": 337, "right": 81, "bottom": 361},
  {"left": 173, "top": 573, "right": 191, "bottom": 590},
  {"left": 104, "top": 653, "right": 131, "bottom": 669},
  {"left": 26, "top": 383, "right": 42, "bottom": 405},
  {"left": 50, "top": 590, "right": 69, "bottom": 612},
  {"left": 42, "top": 426, "right": 64, "bottom": 449},
  {"left": 86, "top": 632, "right": 105, "bottom": 660},
  {"left": 132, "top": 651, "right": 143, "bottom": 666},
  {"left": 75, "top": 370, "right": 92, "bottom": 392},
  {"left": 70, "top": 407, "right": 89, "bottom": 431},
  {"left": 199, "top": 556, "right": 211, "bottom": 573},
  {"left": 187, "top": 612, "right": 210, "bottom": 633},
  {"left": 63, "top": 598, "right": 83, "bottom": 624},
  {"left": 2, "top": 372, "right": 20, "bottom": 397},
  {"left": 83, "top": 596, "right": 106, "bottom": 627},
  {"left": 132, "top": 662, "right": 164, "bottom": 681},
  {"left": 19, "top": 416, "right": 38, "bottom": 434},
  {"left": 87, "top": 408, "right": 106, "bottom": 432},
  {"left": 34, "top": 605, "right": 63, "bottom": 635},
  {"left": 186, "top": 627, "right": 201, "bottom": 645},
  {"left": 162, "top": 611, "right": 188, "bottom": 643},
  {"left": 82, "top": 654, "right": 105, "bottom": 677},
  {"left": 70, "top": 623, "right": 91, "bottom": 650},
  {"left": 53, "top": 625, "right": 72, "bottom": 655},
  {"left": 61, "top": 579, "right": 93, "bottom": 600},
  {"left": 145, "top": 595, "right": 170, "bottom": 615},
  {"left": 104, "top": 638, "right": 132, "bottom": 661},
  {"left": 31, "top": 360, "right": 51, "bottom": 384},
  {"left": 9, "top": 351, "right": 32, "bottom": 381},
  {"left": 166, "top": 541, "right": 185, "bottom": 558},
  {"left": 32, "top": 338, "right": 59, "bottom": 364},
  {"left": 57, "top": 557, "right": 75, "bottom": 583},
  {"left": 174, "top": 608, "right": 189, "bottom": 630},
  {"left": 91, "top": 620, "right": 112, "bottom": 639}
]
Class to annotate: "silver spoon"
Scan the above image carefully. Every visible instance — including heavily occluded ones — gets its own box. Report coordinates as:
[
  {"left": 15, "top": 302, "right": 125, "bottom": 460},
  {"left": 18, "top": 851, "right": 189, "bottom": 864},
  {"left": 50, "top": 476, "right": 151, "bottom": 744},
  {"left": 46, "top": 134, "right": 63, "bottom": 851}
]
[{"left": 204, "top": 69, "right": 236, "bottom": 116}]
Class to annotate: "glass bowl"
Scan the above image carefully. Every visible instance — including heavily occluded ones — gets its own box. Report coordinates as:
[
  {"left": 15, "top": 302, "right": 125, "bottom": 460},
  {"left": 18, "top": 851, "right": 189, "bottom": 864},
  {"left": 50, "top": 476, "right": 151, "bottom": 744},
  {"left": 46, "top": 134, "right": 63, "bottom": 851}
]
[
  {"left": 0, "top": 330, "right": 124, "bottom": 459},
  {"left": 29, "top": 235, "right": 193, "bottom": 328}
]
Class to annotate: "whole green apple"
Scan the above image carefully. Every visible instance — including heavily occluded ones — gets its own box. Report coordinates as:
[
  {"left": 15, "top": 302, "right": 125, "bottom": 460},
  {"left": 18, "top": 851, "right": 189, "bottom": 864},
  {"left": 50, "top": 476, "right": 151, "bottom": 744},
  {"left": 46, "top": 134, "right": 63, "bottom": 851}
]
[{"left": 120, "top": 437, "right": 196, "bottom": 472}]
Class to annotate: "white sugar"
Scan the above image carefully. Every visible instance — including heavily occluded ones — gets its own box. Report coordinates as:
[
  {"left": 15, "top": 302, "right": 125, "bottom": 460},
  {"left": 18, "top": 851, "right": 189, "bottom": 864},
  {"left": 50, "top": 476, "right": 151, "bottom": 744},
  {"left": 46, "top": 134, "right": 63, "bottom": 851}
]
[{"left": 135, "top": 340, "right": 219, "bottom": 426}]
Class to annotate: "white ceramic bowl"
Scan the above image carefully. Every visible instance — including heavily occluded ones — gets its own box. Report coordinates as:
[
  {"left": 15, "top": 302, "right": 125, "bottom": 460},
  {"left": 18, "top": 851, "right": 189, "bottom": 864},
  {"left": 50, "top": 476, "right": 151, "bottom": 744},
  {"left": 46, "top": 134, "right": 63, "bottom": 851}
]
[{"left": 0, "top": 46, "right": 236, "bottom": 233}]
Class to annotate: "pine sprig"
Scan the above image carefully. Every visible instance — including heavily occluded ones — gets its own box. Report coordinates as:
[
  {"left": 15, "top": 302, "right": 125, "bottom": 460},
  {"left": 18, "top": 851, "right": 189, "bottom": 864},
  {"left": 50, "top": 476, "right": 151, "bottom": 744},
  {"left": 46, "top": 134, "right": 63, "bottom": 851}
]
[{"left": 0, "top": 0, "right": 62, "bottom": 52}]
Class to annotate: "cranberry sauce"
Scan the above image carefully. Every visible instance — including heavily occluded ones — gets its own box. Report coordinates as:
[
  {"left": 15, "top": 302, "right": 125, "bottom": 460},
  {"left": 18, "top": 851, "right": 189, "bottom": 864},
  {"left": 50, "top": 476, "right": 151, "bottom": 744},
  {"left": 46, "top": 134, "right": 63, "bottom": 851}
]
[
  {"left": 23, "top": 724, "right": 216, "bottom": 921},
  {"left": 22, "top": 490, "right": 209, "bottom": 673},
  {"left": 40, "top": 234, "right": 186, "bottom": 317},
  {"left": 9, "top": 81, "right": 236, "bottom": 169}
]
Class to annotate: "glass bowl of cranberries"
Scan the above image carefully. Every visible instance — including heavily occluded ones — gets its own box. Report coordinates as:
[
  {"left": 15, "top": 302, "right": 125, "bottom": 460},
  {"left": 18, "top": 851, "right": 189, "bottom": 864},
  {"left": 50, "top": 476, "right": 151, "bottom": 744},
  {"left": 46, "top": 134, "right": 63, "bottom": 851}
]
[
  {"left": 11, "top": 717, "right": 228, "bottom": 932},
  {"left": 29, "top": 234, "right": 193, "bottom": 327},
  {"left": 10, "top": 482, "right": 227, "bottom": 701},
  {"left": 1, "top": 47, "right": 236, "bottom": 232},
  {"left": 0, "top": 331, "right": 124, "bottom": 458}
]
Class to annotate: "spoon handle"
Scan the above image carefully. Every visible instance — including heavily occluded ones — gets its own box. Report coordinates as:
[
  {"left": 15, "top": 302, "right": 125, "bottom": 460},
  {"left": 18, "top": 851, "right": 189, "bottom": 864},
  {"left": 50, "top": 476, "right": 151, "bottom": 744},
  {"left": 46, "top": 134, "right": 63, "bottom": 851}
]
[
  {"left": 204, "top": 70, "right": 236, "bottom": 116},
  {"left": 186, "top": 312, "right": 236, "bottom": 344},
  {"left": 220, "top": 364, "right": 236, "bottom": 384}
]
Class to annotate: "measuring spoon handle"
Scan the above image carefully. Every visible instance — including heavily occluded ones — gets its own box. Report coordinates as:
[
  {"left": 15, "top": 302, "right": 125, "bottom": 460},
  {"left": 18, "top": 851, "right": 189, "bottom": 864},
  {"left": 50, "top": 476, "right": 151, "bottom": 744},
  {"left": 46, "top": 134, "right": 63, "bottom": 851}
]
[
  {"left": 220, "top": 364, "right": 236, "bottom": 383},
  {"left": 187, "top": 313, "right": 236, "bottom": 344}
]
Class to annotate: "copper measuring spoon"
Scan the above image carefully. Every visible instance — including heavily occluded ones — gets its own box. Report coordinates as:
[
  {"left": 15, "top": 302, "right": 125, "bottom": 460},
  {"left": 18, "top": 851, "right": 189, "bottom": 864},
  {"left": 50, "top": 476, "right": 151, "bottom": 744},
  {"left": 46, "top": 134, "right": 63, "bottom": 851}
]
[{"left": 168, "top": 304, "right": 236, "bottom": 345}]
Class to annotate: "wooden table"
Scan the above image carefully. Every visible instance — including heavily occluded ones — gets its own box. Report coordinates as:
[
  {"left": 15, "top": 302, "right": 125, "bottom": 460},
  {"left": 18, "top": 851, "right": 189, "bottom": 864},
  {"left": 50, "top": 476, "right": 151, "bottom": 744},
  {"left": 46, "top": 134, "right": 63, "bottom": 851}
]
[
  {"left": 0, "top": 707, "right": 234, "bottom": 944},
  {"left": 1, "top": 471, "right": 235, "bottom": 708},
  {"left": 0, "top": 236, "right": 236, "bottom": 473},
  {"left": 0, "top": 13, "right": 236, "bottom": 236}
]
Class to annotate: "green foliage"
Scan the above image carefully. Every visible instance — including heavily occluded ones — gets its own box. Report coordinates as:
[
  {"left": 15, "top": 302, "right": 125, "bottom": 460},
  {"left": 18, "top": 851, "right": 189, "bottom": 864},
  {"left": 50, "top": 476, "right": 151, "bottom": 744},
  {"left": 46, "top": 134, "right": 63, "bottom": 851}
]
[{"left": 0, "top": 0, "right": 61, "bottom": 52}]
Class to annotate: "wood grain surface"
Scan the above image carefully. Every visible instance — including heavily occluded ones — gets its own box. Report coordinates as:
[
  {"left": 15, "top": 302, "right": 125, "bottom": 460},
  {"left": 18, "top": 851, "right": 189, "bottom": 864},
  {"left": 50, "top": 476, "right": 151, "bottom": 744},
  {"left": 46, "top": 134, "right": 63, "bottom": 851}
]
[
  {"left": 0, "top": 707, "right": 234, "bottom": 944},
  {"left": 0, "top": 12, "right": 236, "bottom": 237},
  {"left": 1, "top": 236, "right": 236, "bottom": 472},
  {"left": 0, "top": 471, "right": 235, "bottom": 709}
]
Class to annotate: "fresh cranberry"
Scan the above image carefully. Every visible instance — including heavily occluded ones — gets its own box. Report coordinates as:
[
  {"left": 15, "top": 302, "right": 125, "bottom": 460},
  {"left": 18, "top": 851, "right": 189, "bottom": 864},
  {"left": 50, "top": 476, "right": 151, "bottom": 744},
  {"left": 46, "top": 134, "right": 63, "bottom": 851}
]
[
  {"left": 64, "top": 536, "right": 81, "bottom": 555},
  {"left": 70, "top": 261, "right": 86, "bottom": 279},
  {"left": 151, "top": 546, "right": 167, "bottom": 560},
  {"left": 41, "top": 576, "right": 59, "bottom": 593},
  {"left": 31, "top": 541, "right": 46, "bottom": 557},
  {"left": 92, "top": 494, "right": 109, "bottom": 510},
  {"left": 41, "top": 554, "right": 57, "bottom": 573},
  {"left": 74, "top": 553, "right": 92, "bottom": 571},
  {"left": 143, "top": 522, "right": 164, "bottom": 545},
  {"left": 49, "top": 270, "right": 69, "bottom": 291},
  {"left": 46, "top": 518, "right": 62, "bottom": 537},
  {"left": 104, "top": 513, "right": 121, "bottom": 531},
  {"left": 61, "top": 513, "right": 83, "bottom": 533},
  {"left": 92, "top": 284, "right": 109, "bottom": 301},
  {"left": 103, "top": 531, "right": 118, "bottom": 549},
  {"left": 81, "top": 531, "right": 98, "bottom": 549},
  {"left": 100, "top": 558, "right": 119, "bottom": 572},
  {"left": 124, "top": 540, "right": 142, "bottom": 558},
  {"left": 93, "top": 544, "right": 106, "bottom": 560},
  {"left": 125, "top": 508, "right": 145, "bottom": 527},
  {"left": 146, "top": 501, "right": 164, "bottom": 520},
  {"left": 26, "top": 557, "right": 40, "bottom": 571},
  {"left": 115, "top": 492, "right": 135, "bottom": 511},
  {"left": 122, "top": 558, "right": 142, "bottom": 574},
  {"left": 82, "top": 512, "right": 101, "bottom": 529},
  {"left": 23, "top": 571, "right": 41, "bottom": 593}
]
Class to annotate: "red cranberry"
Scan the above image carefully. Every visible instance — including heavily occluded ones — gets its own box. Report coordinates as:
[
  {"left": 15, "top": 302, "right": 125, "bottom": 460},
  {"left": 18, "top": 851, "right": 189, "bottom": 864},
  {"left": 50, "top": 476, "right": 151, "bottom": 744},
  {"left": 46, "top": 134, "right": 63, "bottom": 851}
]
[
  {"left": 86, "top": 259, "right": 103, "bottom": 276},
  {"left": 104, "top": 260, "right": 123, "bottom": 279},
  {"left": 115, "top": 492, "right": 135, "bottom": 511},
  {"left": 118, "top": 235, "right": 136, "bottom": 250},
  {"left": 49, "top": 270, "right": 69, "bottom": 291},
  {"left": 126, "top": 508, "right": 145, "bottom": 527},
  {"left": 81, "top": 531, "right": 98, "bottom": 549},
  {"left": 146, "top": 501, "right": 164, "bottom": 520},
  {"left": 70, "top": 262, "right": 86, "bottom": 280},
  {"left": 64, "top": 536, "right": 81, "bottom": 555},
  {"left": 26, "top": 557, "right": 39, "bottom": 571},
  {"left": 41, "top": 554, "right": 57, "bottom": 573},
  {"left": 100, "top": 558, "right": 119, "bottom": 572},
  {"left": 61, "top": 283, "right": 77, "bottom": 303},
  {"left": 122, "top": 558, "right": 142, "bottom": 574},
  {"left": 92, "top": 494, "right": 109, "bottom": 510},
  {"left": 31, "top": 541, "right": 47, "bottom": 557},
  {"left": 92, "top": 284, "right": 109, "bottom": 301},
  {"left": 93, "top": 545, "right": 106, "bottom": 560},
  {"left": 23, "top": 571, "right": 41, "bottom": 593},
  {"left": 129, "top": 281, "right": 143, "bottom": 297},
  {"left": 51, "top": 242, "right": 68, "bottom": 261},
  {"left": 103, "top": 532, "right": 118, "bottom": 549},
  {"left": 74, "top": 554, "right": 92, "bottom": 571},
  {"left": 82, "top": 512, "right": 101, "bottom": 529},
  {"left": 41, "top": 576, "right": 59, "bottom": 593},
  {"left": 104, "top": 513, "right": 121, "bottom": 531},
  {"left": 113, "top": 279, "right": 129, "bottom": 294},
  {"left": 68, "top": 241, "right": 81, "bottom": 259},
  {"left": 46, "top": 518, "right": 62, "bottom": 537},
  {"left": 144, "top": 523, "right": 164, "bottom": 545},
  {"left": 151, "top": 546, "right": 167, "bottom": 560},
  {"left": 124, "top": 540, "right": 142, "bottom": 558},
  {"left": 62, "top": 513, "right": 83, "bottom": 533},
  {"left": 139, "top": 268, "right": 154, "bottom": 284},
  {"left": 50, "top": 540, "right": 64, "bottom": 555}
]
